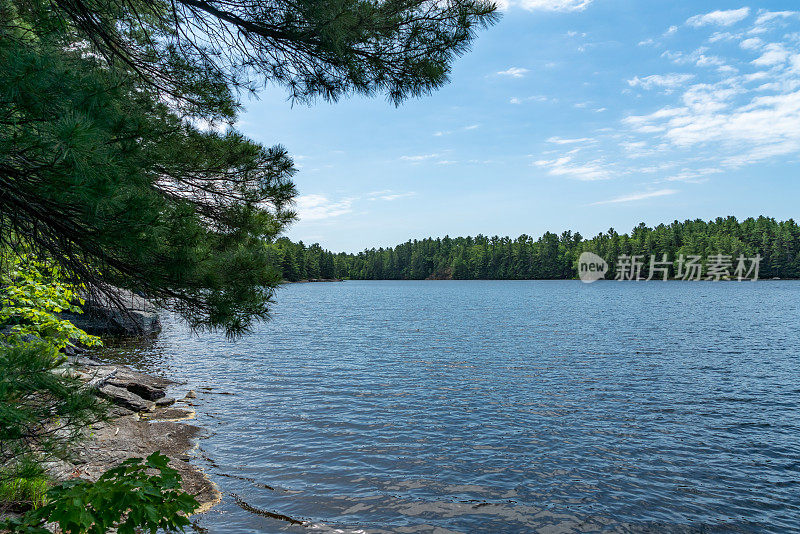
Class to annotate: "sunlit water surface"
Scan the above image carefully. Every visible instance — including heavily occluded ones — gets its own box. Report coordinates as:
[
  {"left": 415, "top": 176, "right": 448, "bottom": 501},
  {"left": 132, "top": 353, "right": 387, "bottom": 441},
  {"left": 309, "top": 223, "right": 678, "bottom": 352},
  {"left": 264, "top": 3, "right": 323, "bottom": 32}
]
[{"left": 108, "top": 281, "right": 800, "bottom": 533}]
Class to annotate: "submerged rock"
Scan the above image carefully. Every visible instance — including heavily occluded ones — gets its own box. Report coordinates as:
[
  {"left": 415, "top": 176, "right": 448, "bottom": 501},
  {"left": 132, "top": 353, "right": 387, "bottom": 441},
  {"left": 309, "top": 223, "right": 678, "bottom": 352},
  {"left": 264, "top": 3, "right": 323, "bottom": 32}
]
[{"left": 155, "top": 396, "right": 176, "bottom": 407}]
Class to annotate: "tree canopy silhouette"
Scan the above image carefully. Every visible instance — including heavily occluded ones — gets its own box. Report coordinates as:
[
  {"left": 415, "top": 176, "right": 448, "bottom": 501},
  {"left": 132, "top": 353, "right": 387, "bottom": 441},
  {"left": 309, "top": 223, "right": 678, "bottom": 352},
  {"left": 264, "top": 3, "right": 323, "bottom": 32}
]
[{"left": 0, "top": 0, "right": 498, "bottom": 334}]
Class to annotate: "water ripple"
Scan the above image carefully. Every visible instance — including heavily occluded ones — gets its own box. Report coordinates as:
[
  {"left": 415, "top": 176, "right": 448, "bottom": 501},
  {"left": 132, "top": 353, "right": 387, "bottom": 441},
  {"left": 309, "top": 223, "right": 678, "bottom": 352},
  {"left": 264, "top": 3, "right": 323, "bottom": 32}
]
[{"left": 119, "top": 281, "right": 800, "bottom": 533}]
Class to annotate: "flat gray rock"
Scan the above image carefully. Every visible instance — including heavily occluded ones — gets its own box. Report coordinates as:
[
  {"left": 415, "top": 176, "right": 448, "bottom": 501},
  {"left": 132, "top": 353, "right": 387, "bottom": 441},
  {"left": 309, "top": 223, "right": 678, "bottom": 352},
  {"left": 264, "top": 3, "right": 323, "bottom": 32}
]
[
  {"left": 106, "top": 379, "right": 166, "bottom": 401},
  {"left": 97, "top": 384, "right": 155, "bottom": 413}
]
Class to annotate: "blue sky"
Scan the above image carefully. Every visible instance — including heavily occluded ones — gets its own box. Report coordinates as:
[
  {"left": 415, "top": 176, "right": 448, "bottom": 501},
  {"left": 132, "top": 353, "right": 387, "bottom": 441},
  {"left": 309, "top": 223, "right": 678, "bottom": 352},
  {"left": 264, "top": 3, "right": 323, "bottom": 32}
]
[{"left": 236, "top": 0, "right": 800, "bottom": 252}]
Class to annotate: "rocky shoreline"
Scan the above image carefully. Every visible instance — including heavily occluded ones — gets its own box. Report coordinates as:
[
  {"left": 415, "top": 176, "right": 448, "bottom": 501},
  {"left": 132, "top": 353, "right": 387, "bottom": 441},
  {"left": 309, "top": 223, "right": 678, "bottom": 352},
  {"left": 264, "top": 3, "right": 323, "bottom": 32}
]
[
  {"left": 2, "top": 287, "right": 220, "bottom": 524},
  {"left": 53, "top": 354, "right": 221, "bottom": 516},
  {"left": 54, "top": 289, "right": 220, "bottom": 517}
]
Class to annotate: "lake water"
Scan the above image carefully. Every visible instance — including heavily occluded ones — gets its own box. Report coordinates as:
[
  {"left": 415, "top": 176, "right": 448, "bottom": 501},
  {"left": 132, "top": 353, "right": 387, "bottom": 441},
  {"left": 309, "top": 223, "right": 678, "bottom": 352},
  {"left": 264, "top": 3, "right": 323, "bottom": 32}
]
[{"left": 126, "top": 281, "right": 800, "bottom": 533}]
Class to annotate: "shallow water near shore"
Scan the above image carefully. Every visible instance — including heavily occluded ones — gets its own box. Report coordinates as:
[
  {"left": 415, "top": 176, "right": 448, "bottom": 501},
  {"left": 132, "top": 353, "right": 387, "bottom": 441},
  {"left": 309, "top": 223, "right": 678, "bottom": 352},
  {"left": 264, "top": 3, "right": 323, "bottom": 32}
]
[{"left": 124, "top": 280, "right": 799, "bottom": 533}]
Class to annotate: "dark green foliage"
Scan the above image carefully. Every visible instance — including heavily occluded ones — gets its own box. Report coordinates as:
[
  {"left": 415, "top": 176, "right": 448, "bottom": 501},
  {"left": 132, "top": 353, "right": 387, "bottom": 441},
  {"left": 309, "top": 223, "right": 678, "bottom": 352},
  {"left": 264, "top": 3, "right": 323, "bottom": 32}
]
[
  {"left": 272, "top": 239, "right": 339, "bottom": 281},
  {"left": 275, "top": 216, "right": 800, "bottom": 281},
  {"left": 1, "top": 0, "right": 496, "bottom": 335},
  {"left": 1, "top": 1, "right": 295, "bottom": 335},
  {"left": 43, "top": 0, "right": 499, "bottom": 106},
  {"left": 1, "top": 452, "right": 199, "bottom": 533},
  {"left": 0, "top": 342, "right": 106, "bottom": 472}
]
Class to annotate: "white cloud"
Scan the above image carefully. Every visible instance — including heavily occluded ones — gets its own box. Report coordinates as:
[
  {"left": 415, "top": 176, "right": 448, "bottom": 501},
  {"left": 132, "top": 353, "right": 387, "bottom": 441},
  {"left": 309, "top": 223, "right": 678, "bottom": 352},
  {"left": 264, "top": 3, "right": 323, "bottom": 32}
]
[
  {"left": 664, "top": 168, "right": 723, "bottom": 183},
  {"left": 755, "top": 82, "right": 781, "bottom": 92},
  {"left": 743, "top": 71, "right": 770, "bottom": 82},
  {"left": 536, "top": 7, "right": 800, "bottom": 193},
  {"left": 512, "top": 0, "right": 592, "bottom": 12},
  {"left": 623, "top": 84, "right": 800, "bottom": 166},
  {"left": 510, "top": 95, "right": 550, "bottom": 104},
  {"left": 534, "top": 156, "right": 611, "bottom": 181},
  {"left": 740, "top": 37, "right": 764, "bottom": 50},
  {"left": 621, "top": 141, "right": 647, "bottom": 153},
  {"left": 623, "top": 107, "right": 685, "bottom": 130},
  {"left": 366, "top": 190, "right": 417, "bottom": 201},
  {"left": 546, "top": 136, "right": 592, "bottom": 144},
  {"left": 628, "top": 73, "right": 695, "bottom": 91},
  {"left": 708, "top": 31, "right": 737, "bottom": 43},
  {"left": 662, "top": 48, "right": 727, "bottom": 69},
  {"left": 295, "top": 194, "right": 353, "bottom": 221},
  {"left": 296, "top": 189, "right": 418, "bottom": 221},
  {"left": 400, "top": 153, "right": 441, "bottom": 162},
  {"left": 382, "top": 193, "right": 415, "bottom": 200},
  {"left": 497, "top": 67, "right": 529, "bottom": 78},
  {"left": 752, "top": 43, "right": 790, "bottom": 66},
  {"left": 687, "top": 8, "right": 750, "bottom": 28},
  {"left": 680, "top": 82, "right": 742, "bottom": 114},
  {"left": 754, "top": 11, "right": 798, "bottom": 26},
  {"left": 591, "top": 189, "right": 678, "bottom": 205},
  {"left": 697, "top": 55, "right": 725, "bottom": 68}
]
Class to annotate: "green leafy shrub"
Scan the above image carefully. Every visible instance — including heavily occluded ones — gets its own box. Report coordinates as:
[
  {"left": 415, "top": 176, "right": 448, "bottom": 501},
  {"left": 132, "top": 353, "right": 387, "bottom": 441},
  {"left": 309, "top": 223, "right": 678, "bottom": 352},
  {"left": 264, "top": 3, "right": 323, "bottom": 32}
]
[
  {"left": 1, "top": 259, "right": 198, "bottom": 532},
  {"left": 1, "top": 452, "right": 199, "bottom": 533},
  {"left": 0, "top": 258, "right": 101, "bottom": 351}
]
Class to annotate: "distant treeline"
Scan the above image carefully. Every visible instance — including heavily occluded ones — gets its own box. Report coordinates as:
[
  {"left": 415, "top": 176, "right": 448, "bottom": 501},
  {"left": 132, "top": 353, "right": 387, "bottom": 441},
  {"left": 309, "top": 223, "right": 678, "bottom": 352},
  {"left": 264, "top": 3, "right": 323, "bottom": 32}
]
[{"left": 271, "top": 216, "right": 800, "bottom": 281}]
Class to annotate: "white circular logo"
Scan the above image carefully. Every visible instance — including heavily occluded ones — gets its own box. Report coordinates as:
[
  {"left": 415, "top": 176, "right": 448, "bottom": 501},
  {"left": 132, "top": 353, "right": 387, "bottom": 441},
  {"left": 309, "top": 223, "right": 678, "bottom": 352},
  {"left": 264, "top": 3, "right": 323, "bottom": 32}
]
[{"left": 578, "top": 252, "right": 608, "bottom": 283}]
